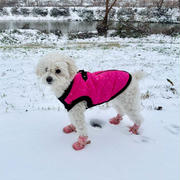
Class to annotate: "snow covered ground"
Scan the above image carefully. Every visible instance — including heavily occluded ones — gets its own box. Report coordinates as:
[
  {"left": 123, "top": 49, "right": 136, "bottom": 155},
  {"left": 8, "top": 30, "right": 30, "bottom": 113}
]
[{"left": 0, "top": 32, "right": 180, "bottom": 180}]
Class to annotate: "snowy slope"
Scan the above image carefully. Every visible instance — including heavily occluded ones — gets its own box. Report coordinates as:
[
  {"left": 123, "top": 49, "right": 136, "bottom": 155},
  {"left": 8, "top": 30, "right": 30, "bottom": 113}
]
[{"left": 0, "top": 33, "right": 179, "bottom": 180}]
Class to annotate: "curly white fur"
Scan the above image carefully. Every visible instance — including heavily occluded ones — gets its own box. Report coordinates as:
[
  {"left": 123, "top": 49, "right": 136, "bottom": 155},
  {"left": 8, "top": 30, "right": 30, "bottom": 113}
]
[{"left": 36, "top": 53, "right": 144, "bottom": 138}]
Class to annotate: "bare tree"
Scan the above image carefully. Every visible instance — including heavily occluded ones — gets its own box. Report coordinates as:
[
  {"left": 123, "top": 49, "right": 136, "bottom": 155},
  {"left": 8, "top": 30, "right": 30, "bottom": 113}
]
[
  {"left": 24, "top": 0, "right": 29, "bottom": 6},
  {"left": 154, "top": 0, "right": 165, "bottom": 10},
  {"left": 0, "top": 0, "right": 18, "bottom": 7},
  {"left": 90, "top": 0, "right": 105, "bottom": 6},
  {"left": 0, "top": 0, "right": 6, "bottom": 7},
  {"left": 96, "top": 0, "right": 118, "bottom": 35},
  {"left": 80, "top": 0, "right": 84, "bottom": 6}
]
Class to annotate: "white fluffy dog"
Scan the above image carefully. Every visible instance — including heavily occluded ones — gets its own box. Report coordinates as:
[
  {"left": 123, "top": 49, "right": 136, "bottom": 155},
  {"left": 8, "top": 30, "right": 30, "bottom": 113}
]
[{"left": 36, "top": 53, "right": 145, "bottom": 150}]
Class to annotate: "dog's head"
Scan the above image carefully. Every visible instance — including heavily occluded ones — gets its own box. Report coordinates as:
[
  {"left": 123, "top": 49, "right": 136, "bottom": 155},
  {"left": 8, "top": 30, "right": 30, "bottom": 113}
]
[{"left": 36, "top": 53, "right": 77, "bottom": 96}]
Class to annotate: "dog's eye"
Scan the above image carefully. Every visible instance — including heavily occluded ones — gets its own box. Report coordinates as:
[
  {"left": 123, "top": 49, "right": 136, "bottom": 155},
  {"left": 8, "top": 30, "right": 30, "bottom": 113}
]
[
  {"left": 45, "top": 67, "right": 48, "bottom": 72},
  {"left": 55, "top": 69, "right": 61, "bottom": 74}
]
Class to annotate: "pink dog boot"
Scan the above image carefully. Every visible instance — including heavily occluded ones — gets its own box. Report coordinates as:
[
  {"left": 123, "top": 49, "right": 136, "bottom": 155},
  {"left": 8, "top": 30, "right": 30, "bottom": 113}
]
[
  {"left": 129, "top": 124, "right": 140, "bottom": 135},
  {"left": 109, "top": 114, "right": 123, "bottom": 125},
  {"left": 72, "top": 136, "right": 91, "bottom": 151},
  {"left": 63, "top": 124, "right": 76, "bottom": 134}
]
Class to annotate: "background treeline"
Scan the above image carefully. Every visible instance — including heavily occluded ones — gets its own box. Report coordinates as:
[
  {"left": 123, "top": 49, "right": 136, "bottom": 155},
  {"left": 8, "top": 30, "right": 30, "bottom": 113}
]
[{"left": 0, "top": 0, "right": 179, "bottom": 8}]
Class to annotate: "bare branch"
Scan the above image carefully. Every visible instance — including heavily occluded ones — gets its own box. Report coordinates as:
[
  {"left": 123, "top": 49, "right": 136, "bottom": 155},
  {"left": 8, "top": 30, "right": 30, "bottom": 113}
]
[{"left": 107, "top": 0, "right": 118, "bottom": 15}]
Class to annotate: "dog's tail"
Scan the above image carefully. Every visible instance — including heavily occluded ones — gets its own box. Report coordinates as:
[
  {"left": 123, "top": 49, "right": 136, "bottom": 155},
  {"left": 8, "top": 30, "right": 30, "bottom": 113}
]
[{"left": 132, "top": 71, "right": 147, "bottom": 80}]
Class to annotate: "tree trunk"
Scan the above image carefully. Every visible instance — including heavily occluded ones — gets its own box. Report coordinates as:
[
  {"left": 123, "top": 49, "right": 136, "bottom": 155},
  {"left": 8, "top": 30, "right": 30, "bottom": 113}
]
[
  {"left": 96, "top": 0, "right": 118, "bottom": 36},
  {"left": 157, "top": 0, "right": 164, "bottom": 10},
  {"left": 104, "top": 0, "right": 109, "bottom": 24},
  {"left": 80, "top": 0, "right": 83, "bottom": 6}
]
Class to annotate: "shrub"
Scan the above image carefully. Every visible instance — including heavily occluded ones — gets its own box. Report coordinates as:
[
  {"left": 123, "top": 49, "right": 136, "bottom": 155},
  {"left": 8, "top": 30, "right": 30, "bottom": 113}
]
[
  {"left": 50, "top": 8, "right": 69, "bottom": 17},
  {"left": 32, "top": 8, "right": 48, "bottom": 17}
]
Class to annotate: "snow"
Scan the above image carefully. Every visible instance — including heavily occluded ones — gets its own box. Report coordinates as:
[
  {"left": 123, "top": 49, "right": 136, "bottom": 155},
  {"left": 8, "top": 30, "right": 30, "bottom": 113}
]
[
  {"left": 0, "top": 32, "right": 180, "bottom": 180},
  {"left": 0, "top": 109, "right": 179, "bottom": 180},
  {"left": 0, "top": 31, "right": 179, "bottom": 112}
]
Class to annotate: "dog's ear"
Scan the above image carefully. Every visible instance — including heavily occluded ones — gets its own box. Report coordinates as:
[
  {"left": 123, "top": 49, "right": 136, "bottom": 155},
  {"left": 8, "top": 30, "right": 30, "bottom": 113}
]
[
  {"left": 66, "top": 59, "right": 77, "bottom": 79},
  {"left": 36, "top": 61, "right": 44, "bottom": 77}
]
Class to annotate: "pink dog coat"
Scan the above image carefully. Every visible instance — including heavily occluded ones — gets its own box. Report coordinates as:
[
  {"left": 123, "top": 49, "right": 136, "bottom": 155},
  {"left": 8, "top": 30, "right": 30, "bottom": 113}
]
[{"left": 58, "top": 70, "right": 132, "bottom": 111}]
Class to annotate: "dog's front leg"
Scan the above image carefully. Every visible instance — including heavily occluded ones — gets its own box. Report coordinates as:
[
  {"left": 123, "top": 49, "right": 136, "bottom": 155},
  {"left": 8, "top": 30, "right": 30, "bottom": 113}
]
[{"left": 68, "top": 101, "right": 90, "bottom": 150}]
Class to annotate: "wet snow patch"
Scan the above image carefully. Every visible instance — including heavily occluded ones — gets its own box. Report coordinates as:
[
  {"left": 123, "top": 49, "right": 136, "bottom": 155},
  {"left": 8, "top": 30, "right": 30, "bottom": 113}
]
[{"left": 89, "top": 119, "right": 106, "bottom": 129}]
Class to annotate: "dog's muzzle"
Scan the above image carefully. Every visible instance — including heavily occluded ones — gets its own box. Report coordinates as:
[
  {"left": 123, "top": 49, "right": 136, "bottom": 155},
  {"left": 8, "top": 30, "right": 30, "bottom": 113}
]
[{"left": 46, "top": 76, "right": 53, "bottom": 84}]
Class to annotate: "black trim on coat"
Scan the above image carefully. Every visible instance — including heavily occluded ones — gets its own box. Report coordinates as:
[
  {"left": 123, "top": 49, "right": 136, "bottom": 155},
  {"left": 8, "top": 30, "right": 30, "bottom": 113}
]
[
  {"left": 58, "top": 70, "right": 132, "bottom": 111},
  {"left": 78, "top": 70, "right": 88, "bottom": 81}
]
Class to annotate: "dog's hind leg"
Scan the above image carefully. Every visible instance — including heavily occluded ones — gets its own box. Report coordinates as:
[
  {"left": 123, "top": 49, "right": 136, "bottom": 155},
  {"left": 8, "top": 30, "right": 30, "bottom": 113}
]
[
  {"left": 63, "top": 124, "right": 76, "bottom": 134},
  {"left": 109, "top": 104, "right": 124, "bottom": 125},
  {"left": 126, "top": 109, "right": 144, "bottom": 135},
  {"left": 121, "top": 92, "right": 143, "bottom": 134}
]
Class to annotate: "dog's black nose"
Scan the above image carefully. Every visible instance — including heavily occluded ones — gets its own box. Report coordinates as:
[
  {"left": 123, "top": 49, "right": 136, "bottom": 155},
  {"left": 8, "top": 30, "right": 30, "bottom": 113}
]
[{"left": 46, "top": 76, "right": 53, "bottom": 83}]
